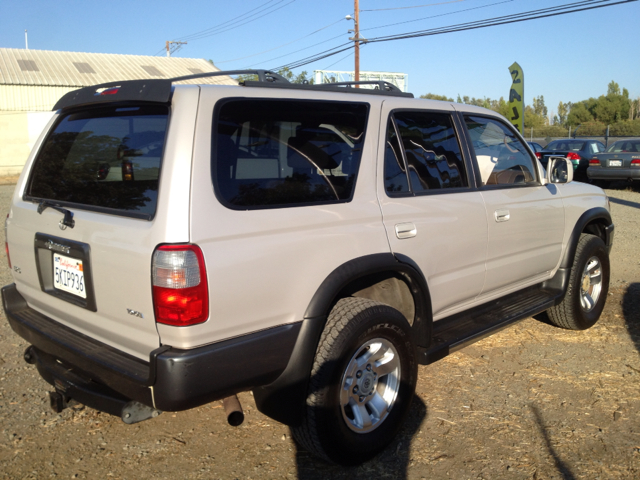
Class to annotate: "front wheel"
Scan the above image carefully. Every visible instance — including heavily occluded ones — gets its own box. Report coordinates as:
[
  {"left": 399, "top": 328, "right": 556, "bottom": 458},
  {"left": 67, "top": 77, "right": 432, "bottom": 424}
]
[
  {"left": 292, "top": 297, "right": 417, "bottom": 465},
  {"left": 547, "top": 233, "right": 610, "bottom": 330}
]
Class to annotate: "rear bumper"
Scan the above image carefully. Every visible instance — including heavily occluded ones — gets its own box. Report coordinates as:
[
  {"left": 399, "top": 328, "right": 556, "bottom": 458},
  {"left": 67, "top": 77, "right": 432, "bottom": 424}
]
[
  {"left": 587, "top": 167, "right": 640, "bottom": 180},
  {"left": 2, "top": 283, "right": 300, "bottom": 413}
]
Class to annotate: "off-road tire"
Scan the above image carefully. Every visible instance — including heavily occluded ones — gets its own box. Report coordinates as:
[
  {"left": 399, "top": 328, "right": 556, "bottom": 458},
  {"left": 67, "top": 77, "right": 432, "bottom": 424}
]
[
  {"left": 292, "top": 297, "right": 417, "bottom": 465},
  {"left": 547, "top": 233, "right": 610, "bottom": 330}
]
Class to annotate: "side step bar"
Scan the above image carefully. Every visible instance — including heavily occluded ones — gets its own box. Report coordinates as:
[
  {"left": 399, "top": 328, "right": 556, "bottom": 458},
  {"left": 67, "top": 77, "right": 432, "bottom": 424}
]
[{"left": 418, "top": 286, "right": 559, "bottom": 365}]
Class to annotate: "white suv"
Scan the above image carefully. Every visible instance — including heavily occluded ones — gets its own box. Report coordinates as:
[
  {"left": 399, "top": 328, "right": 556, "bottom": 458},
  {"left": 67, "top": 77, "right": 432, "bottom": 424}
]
[{"left": 2, "top": 70, "right": 614, "bottom": 465}]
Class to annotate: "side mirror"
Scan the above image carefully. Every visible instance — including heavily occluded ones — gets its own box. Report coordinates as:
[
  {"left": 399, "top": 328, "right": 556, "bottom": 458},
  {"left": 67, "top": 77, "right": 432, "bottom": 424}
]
[{"left": 546, "top": 156, "right": 573, "bottom": 184}]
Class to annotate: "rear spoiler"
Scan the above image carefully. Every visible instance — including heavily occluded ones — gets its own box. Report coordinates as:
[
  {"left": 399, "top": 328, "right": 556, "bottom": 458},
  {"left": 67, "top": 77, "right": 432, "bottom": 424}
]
[{"left": 52, "top": 70, "right": 287, "bottom": 111}]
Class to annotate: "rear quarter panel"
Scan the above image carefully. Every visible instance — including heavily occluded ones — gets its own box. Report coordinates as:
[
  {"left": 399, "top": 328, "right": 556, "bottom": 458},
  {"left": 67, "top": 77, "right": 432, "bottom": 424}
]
[{"left": 157, "top": 86, "right": 392, "bottom": 349}]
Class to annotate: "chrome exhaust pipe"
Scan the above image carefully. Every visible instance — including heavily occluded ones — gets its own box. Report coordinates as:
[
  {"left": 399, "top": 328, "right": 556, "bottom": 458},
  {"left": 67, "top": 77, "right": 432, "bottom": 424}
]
[{"left": 223, "top": 395, "right": 244, "bottom": 426}]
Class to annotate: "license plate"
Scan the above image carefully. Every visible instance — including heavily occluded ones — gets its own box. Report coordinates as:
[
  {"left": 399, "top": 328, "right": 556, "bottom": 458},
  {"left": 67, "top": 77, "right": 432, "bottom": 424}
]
[
  {"left": 609, "top": 160, "right": 622, "bottom": 167},
  {"left": 53, "top": 253, "right": 86, "bottom": 299}
]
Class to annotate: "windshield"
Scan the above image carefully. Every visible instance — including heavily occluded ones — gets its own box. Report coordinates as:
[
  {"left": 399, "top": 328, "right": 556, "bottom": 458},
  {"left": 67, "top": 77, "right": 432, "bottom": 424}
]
[
  {"left": 606, "top": 140, "right": 640, "bottom": 153},
  {"left": 26, "top": 105, "right": 169, "bottom": 219}
]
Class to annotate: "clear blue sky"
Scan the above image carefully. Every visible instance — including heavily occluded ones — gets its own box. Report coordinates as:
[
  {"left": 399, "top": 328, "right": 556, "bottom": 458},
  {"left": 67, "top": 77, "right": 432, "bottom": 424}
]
[{"left": 1, "top": 0, "right": 638, "bottom": 120}]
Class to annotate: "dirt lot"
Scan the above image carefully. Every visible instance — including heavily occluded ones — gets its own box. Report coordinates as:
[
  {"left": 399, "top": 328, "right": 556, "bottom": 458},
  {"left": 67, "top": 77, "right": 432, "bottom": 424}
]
[{"left": 0, "top": 182, "right": 638, "bottom": 480}]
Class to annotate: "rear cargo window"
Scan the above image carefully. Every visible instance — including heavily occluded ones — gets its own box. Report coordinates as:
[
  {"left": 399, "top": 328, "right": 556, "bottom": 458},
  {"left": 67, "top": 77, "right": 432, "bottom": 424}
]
[
  {"left": 213, "top": 99, "right": 368, "bottom": 209},
  {"left": 26, "top": 105, "right": 169, "bottom": 219}
]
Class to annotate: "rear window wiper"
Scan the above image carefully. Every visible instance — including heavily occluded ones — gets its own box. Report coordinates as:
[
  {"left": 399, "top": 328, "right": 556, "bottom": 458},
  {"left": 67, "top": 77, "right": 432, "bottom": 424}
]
[{"left": 37, "top": 201, "right": 75, "bottom": 229}]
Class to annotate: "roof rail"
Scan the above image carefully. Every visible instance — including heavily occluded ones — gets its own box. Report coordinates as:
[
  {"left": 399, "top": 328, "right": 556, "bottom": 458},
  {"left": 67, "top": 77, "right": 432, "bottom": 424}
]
[
  {"left": 170, "top": 69, "right": 289, "bottom": 84},
  {"left": 52, "top": 69, "right": 412, "bottom": 110}
]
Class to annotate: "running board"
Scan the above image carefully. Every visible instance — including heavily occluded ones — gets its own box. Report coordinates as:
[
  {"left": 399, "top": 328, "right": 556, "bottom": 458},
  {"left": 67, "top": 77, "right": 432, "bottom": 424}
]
[{"left": 418, "top": 286, "right": 558, "bottom": 365}]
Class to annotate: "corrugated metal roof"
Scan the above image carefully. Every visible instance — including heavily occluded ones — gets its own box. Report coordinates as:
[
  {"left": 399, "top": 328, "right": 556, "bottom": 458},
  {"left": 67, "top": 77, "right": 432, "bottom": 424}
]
[{"left": 0, "top": 48, "right": 238, "bottom": 86}]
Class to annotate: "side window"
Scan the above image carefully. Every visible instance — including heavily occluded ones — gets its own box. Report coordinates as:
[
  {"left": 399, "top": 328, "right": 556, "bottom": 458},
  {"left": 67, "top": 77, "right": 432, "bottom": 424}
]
[
  {"left": 464, "top": 115, "right": 537, "bottom": 186},
  {"left": 383, "top": 119, "right": 410, "bottom": 195},
  {"left": 214, "top": 99, "right": 368, "bottom": 209},
  {"left": 383, "top": 111, "right": 468, "bottom": 196}
]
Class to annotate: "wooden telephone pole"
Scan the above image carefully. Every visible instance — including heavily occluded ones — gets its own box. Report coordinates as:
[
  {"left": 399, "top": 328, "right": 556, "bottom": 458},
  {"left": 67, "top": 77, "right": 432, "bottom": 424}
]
[{"left": 354, "top": 0, "right": 360, "bottom": 83}]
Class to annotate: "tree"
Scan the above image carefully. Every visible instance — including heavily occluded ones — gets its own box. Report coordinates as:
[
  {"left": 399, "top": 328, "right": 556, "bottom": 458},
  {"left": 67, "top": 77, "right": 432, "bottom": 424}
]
[
  {"left": 567, "top": 102, "right": 594, "bottom": 126},
  {"left": 555, "top": 101, "right": 570, "bottom": 126},
  {"left": 235, "top": 67, "right": 314, "bottom": 85},
  {"left": 532, "top": 95, "right": 548, "bottom": 118},
  {"left": 420, "top": 93, "right": 453, "bottom": 102}
]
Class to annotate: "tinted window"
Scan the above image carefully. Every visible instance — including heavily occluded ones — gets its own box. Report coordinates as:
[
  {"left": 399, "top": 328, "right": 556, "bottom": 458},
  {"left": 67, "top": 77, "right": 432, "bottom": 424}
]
[
  {"left": 606, "top": 140, "right": 640, "bottom": 153},
  {"left": 383, "top": 119, "right": 410, "bottom": 195},
  {"left": 214, "top": 99, "right": 368, "bottom": 209},
  {"left": 464, "top": 115, "right": 536, "bottom": 186},
  {"left": 385, "top": 111, "right": 467, "bottom": 195},
  {"left": 26, "top": 105, "right": 168, "bottom": 218},
  {"left": 546, "top": 140, "right": 585, "bottom": 151}
]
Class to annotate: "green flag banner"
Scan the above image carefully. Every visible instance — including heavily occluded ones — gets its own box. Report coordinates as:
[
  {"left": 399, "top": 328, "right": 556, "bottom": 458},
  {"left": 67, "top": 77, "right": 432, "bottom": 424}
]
[{"left": 508, "top": 62, "right": 524, "bottom": 134}]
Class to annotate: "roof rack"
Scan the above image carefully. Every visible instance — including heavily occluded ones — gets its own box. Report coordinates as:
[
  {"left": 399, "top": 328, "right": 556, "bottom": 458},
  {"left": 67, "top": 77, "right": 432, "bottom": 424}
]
[{"left": 52, "top": 69, "right": 412, "bottom": 111}]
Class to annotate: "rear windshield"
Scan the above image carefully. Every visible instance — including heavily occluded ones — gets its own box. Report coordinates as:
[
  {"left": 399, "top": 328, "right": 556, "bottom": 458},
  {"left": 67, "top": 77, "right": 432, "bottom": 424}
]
[
  {"left": 545, "top": 140, "right": 584, "bottom": 151},
  {"left": 26, "top": 105, "right": 169, "bottom": 219},
  {"left": 214, "top": 98, "right": 368, "bottom": 209},
  {"left": 606, "top": 140, "right": 640, "bottom": 153}
]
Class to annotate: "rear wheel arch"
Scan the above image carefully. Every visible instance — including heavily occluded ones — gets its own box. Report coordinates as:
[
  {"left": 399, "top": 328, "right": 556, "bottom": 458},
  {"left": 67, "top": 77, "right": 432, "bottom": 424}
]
[{"left": 253, "top": 253, "right": 432, "bottom": 426}]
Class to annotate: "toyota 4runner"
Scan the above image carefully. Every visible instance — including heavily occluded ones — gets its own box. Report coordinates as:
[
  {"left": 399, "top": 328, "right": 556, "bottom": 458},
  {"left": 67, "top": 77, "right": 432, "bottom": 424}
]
[{"left": 2, "top": 70, "right": 614, "bottom": 465}]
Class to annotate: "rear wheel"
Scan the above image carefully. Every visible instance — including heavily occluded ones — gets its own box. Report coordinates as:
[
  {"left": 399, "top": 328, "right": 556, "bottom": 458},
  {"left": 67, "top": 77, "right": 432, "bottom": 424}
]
[
  {"left": 292, "top": 297, "right": 417, "bottom": 465},
  {"left": 547, "top": 234, "right": 609, "bottom": 330}
]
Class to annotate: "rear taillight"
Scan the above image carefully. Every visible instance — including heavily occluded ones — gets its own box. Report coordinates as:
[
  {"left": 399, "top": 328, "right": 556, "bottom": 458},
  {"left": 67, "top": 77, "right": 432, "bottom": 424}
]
[
  {"left": 535, "top": 152, "right": 542, "bottom": 160},
  {"left": 631, "top": 159, "right": 640, "bottom": 167},
  {"left": 566, "top": 152, "right": 581, "bottom": 161},
  {"left": 4, "top": 214, "right": 10, "bottom": 269},
  {"left": 122, "top": 160, "right": 134, "bottom": 181},
  {"left": 589, "top": 159, "right": 601, "bottom": 166},
  {"left": 152, "top": 245, "right": 209, "bottom": 326}
]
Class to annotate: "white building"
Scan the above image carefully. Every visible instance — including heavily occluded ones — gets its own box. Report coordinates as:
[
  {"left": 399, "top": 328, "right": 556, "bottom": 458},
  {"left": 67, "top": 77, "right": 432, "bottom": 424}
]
[{"left": 0, "top": 48, "right": 236, "bottom": 177}]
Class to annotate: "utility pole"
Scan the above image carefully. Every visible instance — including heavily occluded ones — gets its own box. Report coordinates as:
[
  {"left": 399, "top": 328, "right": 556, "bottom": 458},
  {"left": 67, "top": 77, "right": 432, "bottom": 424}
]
[
  {"left": 166, "top": 41, "right": 187, "bottom": 57},
  {"left": 354, "top": 0, "right": 360, "bottom": 84}
]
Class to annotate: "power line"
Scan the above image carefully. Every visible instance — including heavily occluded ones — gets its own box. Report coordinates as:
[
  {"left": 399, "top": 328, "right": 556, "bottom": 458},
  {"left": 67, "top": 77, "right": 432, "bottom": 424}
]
[
  {"left": 361, "top": 0, "right": 514, "bottom": 33},
  {"left": 177, "top": 0, "right": 281, "bottom": 41},
  {"left": 244, "top": 33, "right": 347, "bottom": 68},
  {"left": 178, "top": 0, "right": 296, "bottom": 42},
  {"left": 274, "top": 0, "right": 636, "bottom": 70},
  {"left": 362, "top": 0, "right": 465, "bottom": 12},
  {"left": 216, "top": 17, "right": 345, "bottom": 64}
]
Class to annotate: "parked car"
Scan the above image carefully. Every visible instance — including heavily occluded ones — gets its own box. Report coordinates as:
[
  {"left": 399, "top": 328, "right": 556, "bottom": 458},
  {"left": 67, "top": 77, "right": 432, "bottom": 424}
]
[
  {"left": 537, "top": 139, "right": 606, "bottom": 180},
  {"left": 2, "top": 70, "right": 614, "bottom": 465},
  {"left": 587, "top": 138, "right": 640, "bottom": 186},
  {"left": 527, "top": 141, "right": 543, "bottom": 153}
]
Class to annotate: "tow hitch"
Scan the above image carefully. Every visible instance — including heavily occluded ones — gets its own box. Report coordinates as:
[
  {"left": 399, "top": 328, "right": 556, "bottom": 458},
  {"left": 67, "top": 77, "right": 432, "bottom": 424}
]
[{"left": 25, "top": 346, "right": 162, "bottom": 424}]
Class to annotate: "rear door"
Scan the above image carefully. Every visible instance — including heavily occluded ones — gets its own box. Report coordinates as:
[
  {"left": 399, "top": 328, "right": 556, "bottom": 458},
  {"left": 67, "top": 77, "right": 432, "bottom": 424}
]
[
  {"left": 6, "top": 89, "right": 199, "bottom": 360},
  {"left": 377, "top": 101, "right": 488, "bottom": 319}
]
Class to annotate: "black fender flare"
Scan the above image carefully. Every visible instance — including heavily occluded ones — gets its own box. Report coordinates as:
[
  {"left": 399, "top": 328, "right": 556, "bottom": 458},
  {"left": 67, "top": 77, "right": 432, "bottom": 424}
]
[
  {"left": 561, "top": 207, "right": 613, "bottom": 269},
  {"left": 253, "top": 252, "right": 432, "bottom": 426},
  {"left": 543, "top": 206, "right": 613, "bottom": 301}
]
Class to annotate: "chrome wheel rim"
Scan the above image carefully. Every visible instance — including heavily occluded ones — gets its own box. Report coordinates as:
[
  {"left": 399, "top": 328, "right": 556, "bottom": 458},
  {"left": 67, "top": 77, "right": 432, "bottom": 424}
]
[
  {"left": 340, "top": 338, "right": 401, "bottom": 434},
  {"left": 580, "top": 256, "right": 602, "bottom": 312}
]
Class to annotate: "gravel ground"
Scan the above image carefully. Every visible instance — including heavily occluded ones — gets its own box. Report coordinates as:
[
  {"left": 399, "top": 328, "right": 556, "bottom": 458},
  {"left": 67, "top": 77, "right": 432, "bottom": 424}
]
[{"left": 0, "top": 181, "right": 638, "bottom": 480}]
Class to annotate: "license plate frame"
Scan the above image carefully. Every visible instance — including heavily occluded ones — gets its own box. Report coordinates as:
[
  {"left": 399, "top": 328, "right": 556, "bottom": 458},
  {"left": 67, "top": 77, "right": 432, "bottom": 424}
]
[
  {"left": 53, "top": 253, "right": 86, "bottom": 299},
  {"left": 609, "top": 159, "right": 622, "bottom": 167},
  {"left": 34, "top": 233, "right": 97, "bottom": 311}
]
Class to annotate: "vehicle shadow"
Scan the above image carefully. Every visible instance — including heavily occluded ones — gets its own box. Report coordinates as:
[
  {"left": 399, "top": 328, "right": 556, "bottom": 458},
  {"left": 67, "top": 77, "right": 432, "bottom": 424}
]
[
  {"left": 608, "top": 197, "right": 640, "bottom": 209},
  {"left": 292, "top": 394, "right": 427, "bottom": 479},
  {"left": 622, "top": 283, "right": 640, "bottom": 355},
  {"left": 529, "top": 405, "right": 577, "bottom": 480}
]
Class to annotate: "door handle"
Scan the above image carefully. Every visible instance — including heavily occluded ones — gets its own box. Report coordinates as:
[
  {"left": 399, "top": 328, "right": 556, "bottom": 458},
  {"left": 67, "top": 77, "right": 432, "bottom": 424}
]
[
  {"left": 395, "top": 222, "right": 417, "bottom": 239},
  {"left": 494, "top": 209, "right": 510, "bottom": 222}
]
